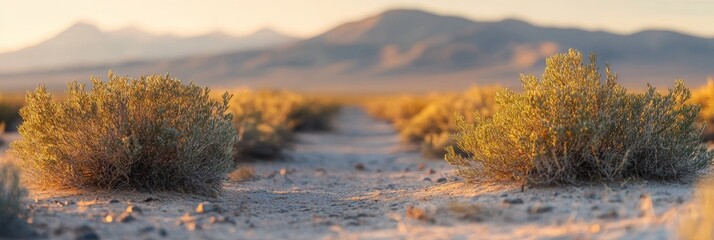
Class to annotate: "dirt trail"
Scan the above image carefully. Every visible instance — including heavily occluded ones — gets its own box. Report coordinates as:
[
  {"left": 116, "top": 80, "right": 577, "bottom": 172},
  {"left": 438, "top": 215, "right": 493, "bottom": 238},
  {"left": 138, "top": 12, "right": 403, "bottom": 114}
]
[{"left": 4, "top": 107, "right": 700, "bottom": 239}]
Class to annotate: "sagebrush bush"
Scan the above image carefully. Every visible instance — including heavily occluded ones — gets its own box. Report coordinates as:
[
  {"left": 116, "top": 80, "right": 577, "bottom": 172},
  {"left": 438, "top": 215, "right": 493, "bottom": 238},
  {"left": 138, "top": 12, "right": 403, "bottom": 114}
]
[
  {"left": 0, "top": 160, "right": 23, "bottom": 230},
  {"left": 11, "top": 72, "right": 237, "bottom": 196},
  {"left": 400, "top": 87, "right": 499, "bottom": 157},
  {"left": 447, "top": 49, "right": 712, "bottom": 184},
  {"left": 228, "top": 89, "right": 337, "bottom": 159}
]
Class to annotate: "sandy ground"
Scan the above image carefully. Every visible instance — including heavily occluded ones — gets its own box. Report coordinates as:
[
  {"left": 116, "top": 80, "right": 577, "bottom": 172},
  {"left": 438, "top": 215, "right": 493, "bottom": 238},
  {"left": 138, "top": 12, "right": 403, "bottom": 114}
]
[{"left": 0, "top": 107, "right": 704, "bottom": 239}]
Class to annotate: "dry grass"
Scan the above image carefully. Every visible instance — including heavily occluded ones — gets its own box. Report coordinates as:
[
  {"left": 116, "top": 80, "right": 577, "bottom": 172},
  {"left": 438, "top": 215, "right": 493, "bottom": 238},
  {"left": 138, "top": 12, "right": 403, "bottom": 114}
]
[
  {"left": 11, "top": 72, "right": 237, "bottom": 196},
  {"left": 447, "top": 49, "right": 712, "bottom": 185}
]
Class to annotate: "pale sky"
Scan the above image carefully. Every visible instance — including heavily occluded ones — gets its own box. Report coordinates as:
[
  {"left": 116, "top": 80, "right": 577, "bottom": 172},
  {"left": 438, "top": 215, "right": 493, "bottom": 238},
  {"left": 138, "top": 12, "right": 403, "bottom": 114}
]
[{"left": 1, "top": 0, "right": 713, "bottom": 53}]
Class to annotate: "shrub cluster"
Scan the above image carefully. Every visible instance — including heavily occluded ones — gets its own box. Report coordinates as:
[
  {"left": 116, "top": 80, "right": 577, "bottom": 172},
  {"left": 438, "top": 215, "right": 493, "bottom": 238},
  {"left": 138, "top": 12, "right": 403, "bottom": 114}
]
[
  {"left": 0, "top": 160, "right": 24, "bottom": 231},
  {"left": 228, "top": 89, "right": 338, "bottom": 159},
  {"left": 364, "top": 88, "right": 499, "bottom": 157},
  {"left": 447, "top": 49, "right": 712, "bottom": 184},
  {"left": 11, "top": 73, "right": 237, "bottom": 196}
]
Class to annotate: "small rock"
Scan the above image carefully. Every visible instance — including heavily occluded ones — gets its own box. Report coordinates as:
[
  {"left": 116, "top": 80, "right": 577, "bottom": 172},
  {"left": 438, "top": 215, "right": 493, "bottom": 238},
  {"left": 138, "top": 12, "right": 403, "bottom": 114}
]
[
  {"left": 528, "top": 205, "right": 553, "bottom": 214},
  {"left": 354, "top": 163, "right": 365, "bottom": 171},
  {"left": 208, "top": 214, "right": 234, "bottom": 224},
  {"left": 406, "top": 205, "right": 432, "bottom": 222},
  {"left": 104, "top": 214, "right": 114, "bottom": 223},
  {"left": 279, "top": 168, "right": 288, "bottom": 176},
  {"left": 126, "top": 205, "right": 142, "bottom": 214},
  {"left": 639, "top": 193, "right": 655, "bottom": 218},
  {"left": 427, "top": 168, "right": 436, "bottom": 174},
  {"left": 142, "top": 197, "right": 158, "bottom": 202},
  {"left": 108, "top": 199, "right": 120, "bottom": 204},
  {"left": 196, "top": 202, "right": 221, "bottom": 214},
  {"left": 178, "top": 213, "right": 197, "bottom": 224},
  {"left": 417, "top": 163, "right": 426, "bottom": 171},
  {"left": 585, "top": 192, "right": 599, "bottom": 199},
  {"left": 503, "top": 198, "right": 524, "bottom": 204},
  {"left": 73, "top": 225, "right": 100, "bottom": 240},
  {"left": 185, "top": 222, "right": 201, "bottom": 231},
  {"left": 158, "top": 228, "right": 168, "bottom": 237},
  {"left": 117, "top": 212, "right": 135, "bottom": 223},
  {"left": 138, "top": 226, "right": 155, "bottom": 234},
  {"left": 436, "top": 177, "right": 447, "bottom": 183},
  {"left": 598, "top": 209, "right": 619, "bottom": 219},
  {"left": 423, "top": 177, "right": 432, "bottom": 182}
]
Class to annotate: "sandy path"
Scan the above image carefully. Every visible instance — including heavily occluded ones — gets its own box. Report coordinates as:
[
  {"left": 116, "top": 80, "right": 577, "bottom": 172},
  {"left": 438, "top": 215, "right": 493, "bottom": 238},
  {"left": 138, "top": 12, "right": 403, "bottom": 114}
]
[{"left": 5, "top": 107, "right": 701, "bottom": 239}]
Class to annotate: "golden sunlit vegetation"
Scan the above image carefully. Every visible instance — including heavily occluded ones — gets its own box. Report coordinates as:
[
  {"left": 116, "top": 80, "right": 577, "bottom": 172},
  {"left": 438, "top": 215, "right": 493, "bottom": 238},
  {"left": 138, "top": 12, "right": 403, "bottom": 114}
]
[
  {"left": 690, "top": 77, "right": 714, "bottom": 141},
  {"left": 0, "top": 160, "right": 24, "bottom": 231},
  {"left": 447, "top": 49, "right": 712, "bottom": 185},
  {"left": 401, "top": 87, "right": 499, "bottom": 157},
  {"left": 364, "top": 87, "right": 499, "bottom": 157},
  {"left": 365, "top": 95, "right": 431, "bottom": 130},
  {"left": 228, "top": 89, "right": 338, "bottom": 159},
  {"left": 11, "top": 73, "right": 237, "bottom": 196},
  {"left": 679, "top": 178, "right": 714, "bottom": 240}
]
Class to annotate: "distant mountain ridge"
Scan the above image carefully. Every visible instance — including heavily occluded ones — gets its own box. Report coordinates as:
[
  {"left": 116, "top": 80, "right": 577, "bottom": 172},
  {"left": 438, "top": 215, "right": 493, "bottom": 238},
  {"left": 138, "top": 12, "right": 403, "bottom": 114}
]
[
  {"left": 0, "top": 22, "right": 299, "bottom": 72},
  {"left": 1, "top": 9, "right": 713, "bottom": 93}
]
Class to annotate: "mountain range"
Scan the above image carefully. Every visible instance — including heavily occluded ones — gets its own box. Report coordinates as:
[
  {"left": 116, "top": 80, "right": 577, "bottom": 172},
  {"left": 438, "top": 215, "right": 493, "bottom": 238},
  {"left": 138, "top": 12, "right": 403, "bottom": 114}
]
[
  {"left": 1, "top": 9, "right": 713, "bottom": 93},
  {"left": 0, "top": 23, "right": 298, "bottom": 73}
]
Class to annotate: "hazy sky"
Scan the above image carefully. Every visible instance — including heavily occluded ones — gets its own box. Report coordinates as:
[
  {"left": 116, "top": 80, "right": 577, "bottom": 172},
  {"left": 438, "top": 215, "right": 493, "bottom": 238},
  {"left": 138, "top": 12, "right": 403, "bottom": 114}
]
[{"left": 2, "top": 0, "right": 713, "bottom": 52}]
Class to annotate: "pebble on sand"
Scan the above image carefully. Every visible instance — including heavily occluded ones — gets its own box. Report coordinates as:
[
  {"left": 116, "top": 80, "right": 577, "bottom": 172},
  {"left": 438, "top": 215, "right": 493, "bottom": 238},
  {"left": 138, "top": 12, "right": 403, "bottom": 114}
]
[{"left": 196, "top": 202, "right": 221, "bottom": 214}]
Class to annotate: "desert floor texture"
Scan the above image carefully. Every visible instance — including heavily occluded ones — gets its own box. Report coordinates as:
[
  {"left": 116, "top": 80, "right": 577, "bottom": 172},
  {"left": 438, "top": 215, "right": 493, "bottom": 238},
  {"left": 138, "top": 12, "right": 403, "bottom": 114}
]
[{"left": 1, "top": 107, "right": 703, "bottom": 240}]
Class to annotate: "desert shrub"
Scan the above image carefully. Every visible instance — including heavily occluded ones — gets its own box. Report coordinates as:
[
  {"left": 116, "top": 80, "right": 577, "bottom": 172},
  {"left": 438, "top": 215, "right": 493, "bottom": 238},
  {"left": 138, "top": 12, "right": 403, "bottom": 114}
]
[
  {"left": 11, "top": 72, "right": 237, "bottom": 196},
  {"left": 0, "top": 160, "right": 24, "bottom": 230},
  {"left": 0, "top": 93, "right": 24, "bottom": 133},
  {"left": 290, "top": 99, "right": 339, "bottom": 132},
  {"left": 400, "top": 86, "right": 499, "bottom": 157},
  {"left": 228, "top": 89, "right": 338, "bottom": 159},
  {"left": 679, "top": 178, "right": 714, "bottom": 240},
  {"left": 365, "top": 95, "right": 430, "bottom": 130},
  {"left": 447, "top": 49, "right": 712, "bottom": 185},
  {"left": 690, "top": 77, "right": 714, "bottom": 141}
]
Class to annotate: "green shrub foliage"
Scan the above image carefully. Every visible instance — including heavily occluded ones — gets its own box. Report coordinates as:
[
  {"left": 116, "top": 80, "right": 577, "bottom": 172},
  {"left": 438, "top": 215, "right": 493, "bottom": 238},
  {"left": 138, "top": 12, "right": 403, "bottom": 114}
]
[
  {"left": 447, "top": 49, "right": 712, "bottom": 184},
  {"left": 11, "top": 72, "right": 237, "bottom": 196}
]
